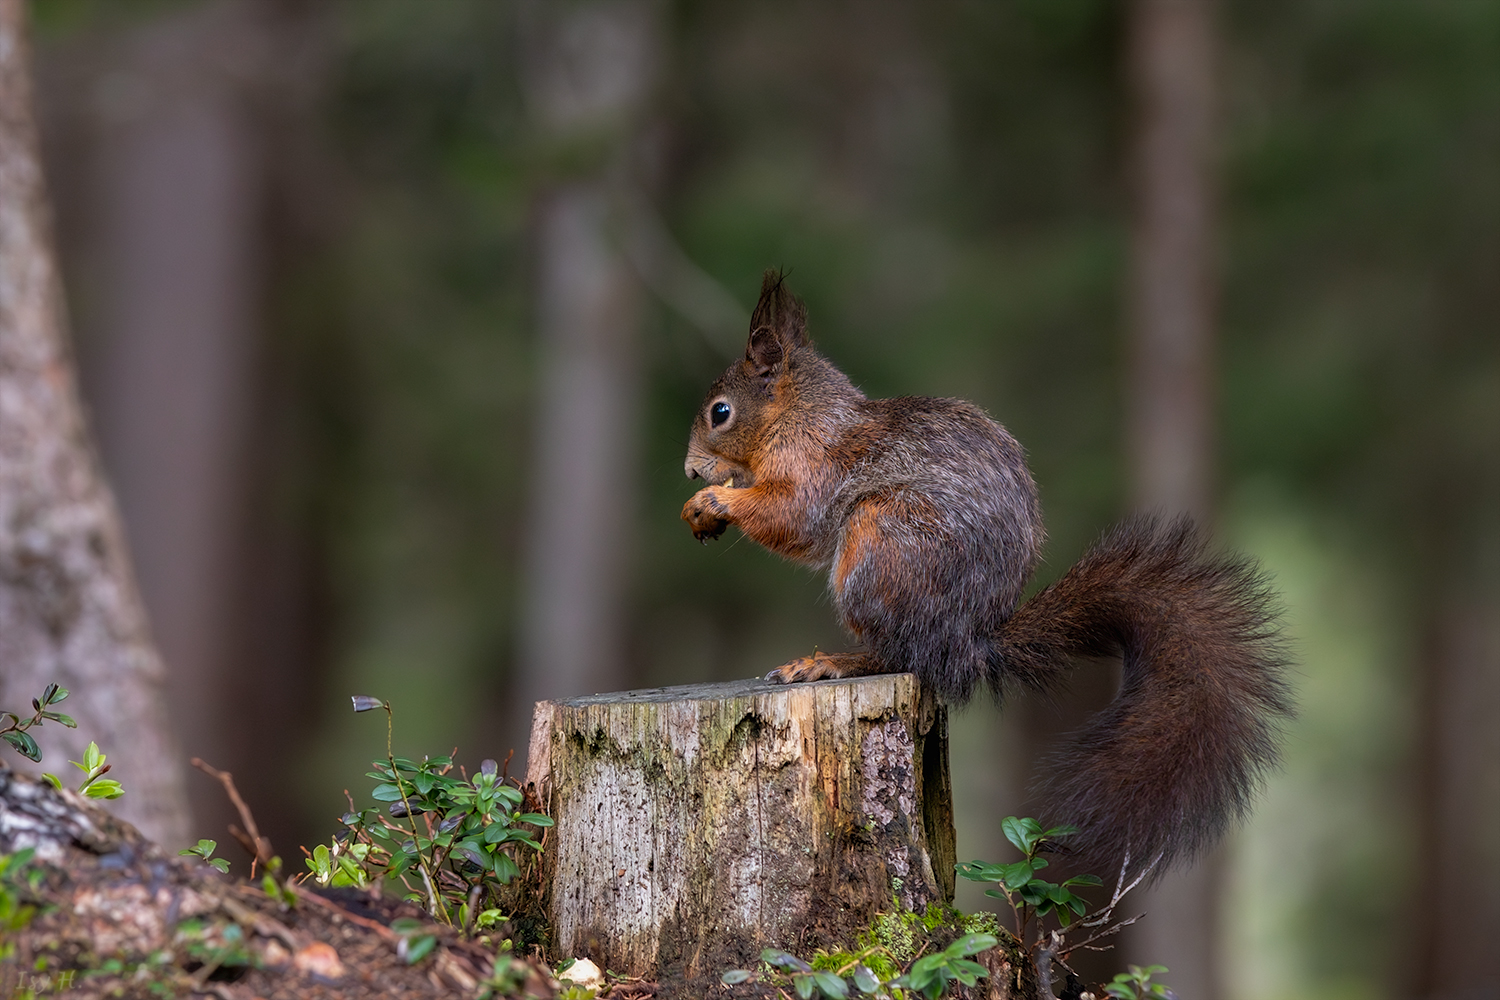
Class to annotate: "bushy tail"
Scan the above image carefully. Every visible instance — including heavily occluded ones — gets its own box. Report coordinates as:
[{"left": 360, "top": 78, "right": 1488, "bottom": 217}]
[{"left": 994, "top": 515, "right": 1292, "bottom": 881}]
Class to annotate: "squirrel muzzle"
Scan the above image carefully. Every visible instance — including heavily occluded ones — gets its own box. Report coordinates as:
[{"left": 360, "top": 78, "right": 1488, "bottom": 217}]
[{"left": 684, "top": 451, "right": 750, "bottom": 487}]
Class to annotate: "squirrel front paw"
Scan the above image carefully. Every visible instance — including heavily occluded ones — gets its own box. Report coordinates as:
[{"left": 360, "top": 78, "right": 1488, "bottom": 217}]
[
  {"left": 766, "top": 651, "right": 877, "bottom": 684},
  {"left": 682, "top": 487, "right": 731, "bottom": 542}
]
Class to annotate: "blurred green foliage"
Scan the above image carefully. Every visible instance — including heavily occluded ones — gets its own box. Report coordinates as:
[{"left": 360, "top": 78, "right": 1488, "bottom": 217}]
[{"left": 30, "top": 1, "right": 1500, "bottom": 997}]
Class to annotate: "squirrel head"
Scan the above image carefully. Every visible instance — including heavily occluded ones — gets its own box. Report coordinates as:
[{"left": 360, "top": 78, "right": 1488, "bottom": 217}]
[{"left": 684, "top": 271, "right": 811, "bottom": 486}]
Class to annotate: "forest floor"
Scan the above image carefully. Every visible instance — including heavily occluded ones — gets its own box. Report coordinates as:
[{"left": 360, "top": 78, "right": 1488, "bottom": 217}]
[{"left": 0, "top": 769, "right": 658, "bottom": 999}]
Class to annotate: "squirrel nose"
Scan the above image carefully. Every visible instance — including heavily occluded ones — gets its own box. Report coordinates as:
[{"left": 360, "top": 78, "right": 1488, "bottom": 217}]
[{"left": 685, "top": 458, "right": 702, "bottom": 480}]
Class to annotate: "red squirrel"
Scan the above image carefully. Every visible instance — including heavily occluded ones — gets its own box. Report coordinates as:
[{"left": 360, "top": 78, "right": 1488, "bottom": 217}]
[{"left": 681, "top": 271, "right": 1291, "bottom": 880}]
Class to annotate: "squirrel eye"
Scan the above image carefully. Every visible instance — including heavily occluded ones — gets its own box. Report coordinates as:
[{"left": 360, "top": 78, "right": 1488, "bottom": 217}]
[{"left": 710, "top": 401, "right": 731, "bottom": 427}]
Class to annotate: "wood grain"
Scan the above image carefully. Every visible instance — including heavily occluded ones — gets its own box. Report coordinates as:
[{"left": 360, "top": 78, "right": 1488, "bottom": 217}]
[{"left": 526, "top": 673, "right": 955, "bottom": 984}]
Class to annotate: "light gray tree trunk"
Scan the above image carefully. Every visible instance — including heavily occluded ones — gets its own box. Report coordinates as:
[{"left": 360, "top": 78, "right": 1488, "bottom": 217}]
[
  {"left": 0, "top": 0, "right": 189, "bottom": 847},
  {"left": 513, "top": 0, "right": 658, "bottom": 756},
  {"left": 1123, "top": 0, "right": 1223, "bottom": 995}
]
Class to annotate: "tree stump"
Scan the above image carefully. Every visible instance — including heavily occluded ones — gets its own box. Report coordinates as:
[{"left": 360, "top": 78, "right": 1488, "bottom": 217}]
[{"left": 524, "top": 673, "right": 955, "bottom": 986}]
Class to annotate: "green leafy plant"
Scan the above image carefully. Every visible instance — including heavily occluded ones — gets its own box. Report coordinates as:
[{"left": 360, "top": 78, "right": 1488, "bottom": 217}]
[
  {"left": 1104, "top": 964, "right": 1177, "bottom": 999},
  {"left": 173, "top": 918, "right": 258, "bottom": 980},
  {"left": 304, "top": 840, "right": 371, "bottom": 888},
  {"left": 956, "top": 817, "right": 1102, "bottom": 944},
  {"left": 178, "top": 839, "right": 231, "bottom": 874},
  {"left": 302, "top": 696, "right": 553, "bottom": 929},
  {"left": 389, "top": 916, "right": 438, "bottom": 965},
  {"left": 722, "top": 933, "right": 996, "bottom": 999},
  {"left": 0, "top": 683, "right": 75, "bottom": 763},
  {"left": 261, "top": 855, "right": 297, "bottom": 908},
  {"left": 41, "top": 741, "right": 124, "bottom": 800},
  {"left": 758, "top": 948, "right": 855, "bottom": 999},
  {"left": 890, "top": 933, "right": 996, "bottom": 999},
  {"left": 0, "top": 848, "right": 43, "bottom": 959},
  {"left": 477, "top": 952, "right": 532, "bottom": 999},
  {"left": 956, "top": 818, "right": 1174, "bottom": 997}
]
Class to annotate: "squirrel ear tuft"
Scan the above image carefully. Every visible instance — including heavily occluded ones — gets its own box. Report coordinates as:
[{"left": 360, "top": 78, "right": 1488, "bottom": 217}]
[{"left": 745, "top": 269, "right": 810, "bottom": 374}]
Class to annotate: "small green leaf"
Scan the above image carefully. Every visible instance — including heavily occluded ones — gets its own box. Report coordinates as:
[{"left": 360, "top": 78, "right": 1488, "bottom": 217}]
[
  {"left": 40, "top": 712, "right": 75, "bottom": 728},
  {"left": 811, "top": 970, "right": 849, "bottom": 998},
  {"left": 761, "top": 949, "right": 812, "bottom": 973},
  {"left": 721, "top": 970, "right": 753, "bottom": 985},
  {"left": 955, "top": 860, "right": 1007, "bottom": 883},
  {"left": 945, "top": 933, "right": 997, "bottom": 957},
  {"left": 491, "top": 850, "right": 520, "bottom": 883},
  {"left": 179, "top": 839, "right": 217, "bottom": 859},
  {"left": 85, "top": 779, "right": 124, "bottom": 799},
  {"left": 1001, "top": 816, "right": 1044, "bottom": 855},
  {"left": 209, "top": 859, "right": 230, "bottom": 874},
  {"left": 2, "top": 730, "right": 42, "bottom": 762},
  {"left": 851, "top": 964, "right": 880, "bottom": 993},
  {"left": 501, "top": 832, "right": 542, "bottom": 851},
  {"left": 404, "top": 934, "right": 437, "bottom": 964},
  {"left": 371, "top": 783, "right": 404, "bottom": 802},
  {"left": 998, "top": 859, "right": 1040, "bottom": 889},
  {"left": 1064, "top": 873, "right": 1104, "bottom": 888},
  {"left": 40, "top": 773, "right": 61, "bottom": 790},
  {"left": 794, "top": 972, "right": 816, "bottom": 1000}
]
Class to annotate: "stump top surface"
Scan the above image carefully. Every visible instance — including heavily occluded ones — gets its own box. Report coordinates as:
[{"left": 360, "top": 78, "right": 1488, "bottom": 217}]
[{"left": 552, "top": 673, "right": 917, "bottom": 707}]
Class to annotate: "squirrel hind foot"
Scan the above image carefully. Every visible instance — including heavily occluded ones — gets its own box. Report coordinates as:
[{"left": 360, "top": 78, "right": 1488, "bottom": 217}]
[{"left": 764, "top": 651, "right": 881, "bottom": 684}]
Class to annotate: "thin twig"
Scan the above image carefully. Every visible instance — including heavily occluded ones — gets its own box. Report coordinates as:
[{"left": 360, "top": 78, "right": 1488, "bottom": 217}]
[
  {"left": 1064, "top": 913, "right": 1142, "bottom": 954},
  {"left": 279, "top": 884, "right": 396, "bottom": 940},
  {"left": 216, "top": 892, "right": 302, "bottom": 951},
  {"left": 1037, "top": 931, "right": 1059, "bottom": 1000},
  {"left": 225, "top": 824, "right": 260, "bottom": 868},
  {"left": 376, "top": 703, "right": 449, "bottom": 925},
  {"left": 190, "top": 758, "right": 272, "bottom": 867}
]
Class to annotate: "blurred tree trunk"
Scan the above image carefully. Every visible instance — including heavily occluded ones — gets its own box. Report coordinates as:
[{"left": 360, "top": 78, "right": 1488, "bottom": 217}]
[
  {"left": 0, "top": 0, "right": 188, "bottom": 846},
  {"left": 513, "top": 0, "right": 658, "bottom": 756},
  {"left": 1122, "top": 0, "right": 1222, "bottom": 995},
  {"left": 77, "top": 0, "right": 275, "bottom": 854},
  {"left": 38, "top": 0, "right": 334, "bottom": 857},
  {"left": 1415, "top": 590, "right": 1500, "bottom": 996},
  {"left": 1411, "top": 393, "right": 1500, "bottom": 995}
]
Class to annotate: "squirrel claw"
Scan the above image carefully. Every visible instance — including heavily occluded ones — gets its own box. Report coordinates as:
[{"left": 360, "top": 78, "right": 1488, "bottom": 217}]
[
  {"left": 683, "top": 488, "right": 731, "bottom": 541},
  {"left": 767, "top": 653, "right": 837, "bottom": 685}
]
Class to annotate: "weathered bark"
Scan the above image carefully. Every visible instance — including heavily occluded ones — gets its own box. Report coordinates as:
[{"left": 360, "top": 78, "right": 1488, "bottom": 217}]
[
  {"left": 525, "top": 673, "right": 956, "bottom": 988},
  {"left": 0, "top": 0, "right": 189, "bottom": 846},
  {"left": 1123, "top": 0, "right": 1223, "bottom": 994}
]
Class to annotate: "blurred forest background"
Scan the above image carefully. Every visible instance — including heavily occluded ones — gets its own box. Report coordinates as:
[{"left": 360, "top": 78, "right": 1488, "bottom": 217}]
[{"left": 10, "top": 0, "right": 1498, "bottom": 997}]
